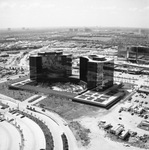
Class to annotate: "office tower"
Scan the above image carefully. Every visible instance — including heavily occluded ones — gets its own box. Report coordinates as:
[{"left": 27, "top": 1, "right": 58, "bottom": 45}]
[
  {"left": 29, "top": 51, "right": 72, "bottom": 81},
  {"left": 80, "top": 55, "right": 114, "bottom": 90},
  {"left": 29, "top": 55, "right": 42, "bottom": 81}
]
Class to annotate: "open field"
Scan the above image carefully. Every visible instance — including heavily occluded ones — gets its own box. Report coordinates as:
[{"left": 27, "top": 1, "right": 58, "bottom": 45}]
[
  {"left": 36, "top": 95, "right": 102, "bottom": 148},
  {"left": 72, "top": 36, "right": 112, "bottom": 41},
  {"left": 69, "top": 121, "right": 91, "bottom": 147},
  {"left": 36, "top": 95, "right": 100, "bottom": 120},
  {"left": 0, "top": 81, "right": 35, "bottom": 101}
]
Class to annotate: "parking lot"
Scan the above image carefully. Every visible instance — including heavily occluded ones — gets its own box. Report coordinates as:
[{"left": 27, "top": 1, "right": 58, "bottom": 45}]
[{"left": 131, "top": 92, "right": 149, "bottom": 108}]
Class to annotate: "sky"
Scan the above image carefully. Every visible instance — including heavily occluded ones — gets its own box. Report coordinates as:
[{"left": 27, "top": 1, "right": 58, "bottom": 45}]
[{"left": 0, "top": 0, "right": 149, "bottom": 29}]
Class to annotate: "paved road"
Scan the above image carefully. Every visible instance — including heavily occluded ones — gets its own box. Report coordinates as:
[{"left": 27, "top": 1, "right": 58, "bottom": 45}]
[
  {"left": 0, "top": 121, "right": 21, "bottom": 150},
  {"left": 25, "top": 109, "right": 63, "bottom": 150},
  {"left": 6, "top": 112, "right": 46, "bottom": 150},
  {"left": 0, "top": 94, "right": 79, "bottom": 150},
  {"left": 39, "top": 108, "right": 79, "bottom": 150}
]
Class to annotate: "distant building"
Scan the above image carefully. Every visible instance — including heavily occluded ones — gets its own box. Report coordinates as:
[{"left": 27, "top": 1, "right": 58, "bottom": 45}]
[
  {"left": 69, "top": 28, "right": 79, "bottom": 32},
  {"left": 29, "top": 51, "right": 72, "bottom": 81},
  {"left": 7, "top": 28, "right": 11, "bottom": 31},
  {"left": 118, "top": 45, "right": 149, "bottom": 64},
  {"left": 69, "top": 28, "right": 73, "bottom": 32},
  {"left": 139, "top": 29, "right": 149, "bottom": 36},
  {"left": 118, "top": 45, "right": 127, "bottom": 59},
  {"left": 74, "top": 28, "right": 78, "bottom": 32},
  {"left": 84, "top": 28, "right": 92, "bottom": 32},
  {"left": 127, "top": 46, "right": 149, "bottom": 64},
  {"left": 80, "top": 55, "right": 114, "bottom": 91}
]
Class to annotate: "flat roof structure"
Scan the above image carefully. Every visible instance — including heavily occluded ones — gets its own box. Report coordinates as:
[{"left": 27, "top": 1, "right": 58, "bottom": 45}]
[
  {"left": 74, "top": 87, "right": 125, "bottom": 108},
  {"left": 82, "top": 55, "right": 113, "bottom": 63},
  {"left": 138, "top": 86, "right": 149, "bottom": 93}
]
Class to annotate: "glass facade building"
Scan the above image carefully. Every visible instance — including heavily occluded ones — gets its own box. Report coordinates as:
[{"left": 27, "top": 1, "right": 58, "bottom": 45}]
[
  {"left": 29, "top": 55, "right": 42, "bottom": 81},
  {"left": 80, "top": 55, "right": 114, "bottom": 91},
  {"left": 29, "top": 51, "right": 72, "bottom": 81},
  {"left": 127, "top": 46, "right": 149, "bottom": 63}
]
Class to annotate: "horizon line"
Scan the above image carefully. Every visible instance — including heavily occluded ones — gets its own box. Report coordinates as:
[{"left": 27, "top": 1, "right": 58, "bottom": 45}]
[{"left": 0, "top": 26, "right": 149, "bottom": 30}]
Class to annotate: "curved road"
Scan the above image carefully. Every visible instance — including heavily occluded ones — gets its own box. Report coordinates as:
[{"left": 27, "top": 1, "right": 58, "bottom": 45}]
[
  {"left": 6, "top": 112, "right": 46, "bottom": 150},
  {"left": 0, "top": 94, "right": 79, "bottom": 150},
  {"left": 0, "top": 121, "right": 21, "bottom": 150}
]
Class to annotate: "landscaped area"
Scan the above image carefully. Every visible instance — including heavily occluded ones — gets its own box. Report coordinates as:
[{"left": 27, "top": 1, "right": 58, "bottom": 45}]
[
  {"left": 0, "top": 80, "right": 36, "bottom": 101},
  {"left": 36, "top": 95, "right": 100, "bottom": 120}
]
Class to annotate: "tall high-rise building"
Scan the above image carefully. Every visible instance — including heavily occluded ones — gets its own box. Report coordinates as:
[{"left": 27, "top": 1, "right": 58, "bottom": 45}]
[
  {"left": 29, "top": 55, "right": 42, "bottom": 81},
  {"left": 80, "top": 55, "right": 114, "bottom": 90},
  {"left": 80, "top": 57, "right": 88, "bottom": 82},
  {"left": 29, "top": 51, "right": 72, "bottom": 81}
]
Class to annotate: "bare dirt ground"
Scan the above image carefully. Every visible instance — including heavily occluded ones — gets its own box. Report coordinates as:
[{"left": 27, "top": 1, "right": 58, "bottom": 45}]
[{"left": 74, "top": 98, "right": 149, "bottom": 150}]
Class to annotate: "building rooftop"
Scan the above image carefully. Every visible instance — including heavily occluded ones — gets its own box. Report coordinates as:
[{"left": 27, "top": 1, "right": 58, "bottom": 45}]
[
  {"left": 38, "top": 50, "right": 63, "bottom": 56},
  {"left": 30, "top": 55, "right": 41, "bottom": 57},
  {"left": 82, "top": 55, "right": 113, "bottom": 63}
]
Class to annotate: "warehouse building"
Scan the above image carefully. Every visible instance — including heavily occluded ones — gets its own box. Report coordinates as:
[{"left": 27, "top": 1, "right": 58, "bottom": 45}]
[
  {"left": 119, "top": 130, "right": 129, "bottom": 140},
  {"left": 110, "top": 124, "right": 124, "bottom": 135}
]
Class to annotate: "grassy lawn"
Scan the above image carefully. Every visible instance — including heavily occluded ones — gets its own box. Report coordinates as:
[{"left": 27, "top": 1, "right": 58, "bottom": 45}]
[
  {"left": 37, "top": 95, "right": 98, "bottom": 147},
  {"left": 0, "top": 80, "right": 35, "bottom": 101},
  {"left": 69, "top": 121, "right": 91, "bottom": 146},
  {"left": 37, "top": 95, "right": 100, "bottom": 120}
]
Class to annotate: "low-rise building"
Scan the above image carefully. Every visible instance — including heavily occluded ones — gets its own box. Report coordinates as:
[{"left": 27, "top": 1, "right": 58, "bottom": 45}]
[
  {"left": 110, "top": 124, "right": 124, "bottom": 135},
  {"left": 120, "top": 130, "right": 129, "bottom": 140}
]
